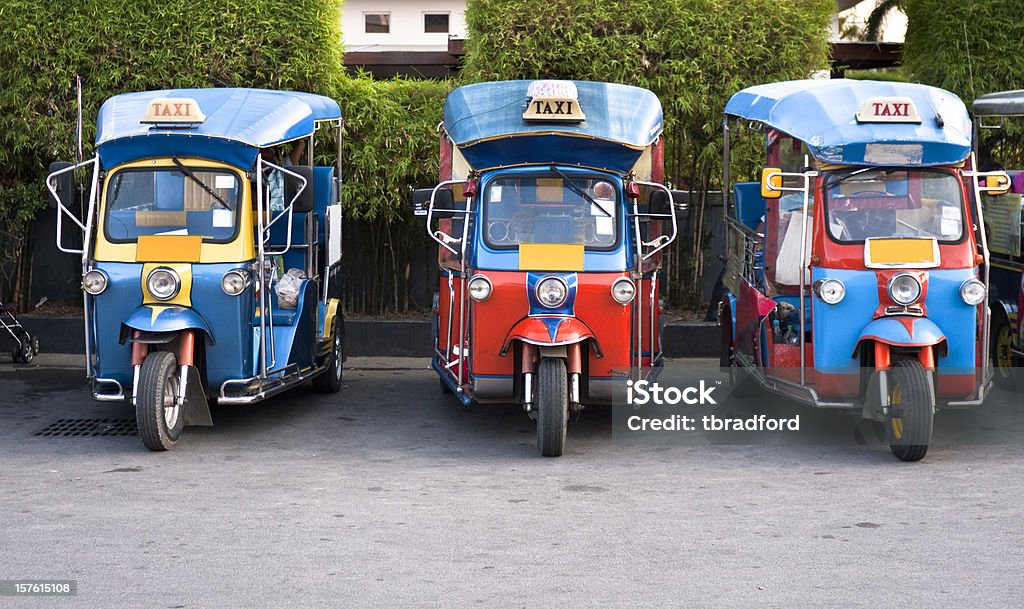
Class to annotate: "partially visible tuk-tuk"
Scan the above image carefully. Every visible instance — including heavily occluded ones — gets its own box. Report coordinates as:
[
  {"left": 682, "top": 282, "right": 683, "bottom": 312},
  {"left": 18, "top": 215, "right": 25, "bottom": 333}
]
[
  {"left": 972, "top": 90, "right": 1024, "bottom": 388},
  {"left": 415, "top": 80, "right": 678, "bottom": 456},
  {"left": 46, "top": 88, "right": 346, "bottom": 450},
  {"left": 720, "top": 79, "right": 1008, "bottom": 461}
]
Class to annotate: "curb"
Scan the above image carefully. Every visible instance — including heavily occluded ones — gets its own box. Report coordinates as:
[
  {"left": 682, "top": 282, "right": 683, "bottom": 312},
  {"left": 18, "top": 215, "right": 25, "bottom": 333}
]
[{"left": 14, "top": 316, "right": 720, "bottom": 359}]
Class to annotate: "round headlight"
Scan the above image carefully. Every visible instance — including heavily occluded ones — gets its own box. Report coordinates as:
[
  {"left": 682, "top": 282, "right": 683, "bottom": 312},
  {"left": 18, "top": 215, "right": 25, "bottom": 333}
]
[
  {"left": 611, "top": 278, "right": 636, "bottom": 304},
  {"left": 814, "top": 278, "right": 846, "bottom": 305},
  {"left": 536, "top": 276, "right": 568, "bottom": 309},
  {"left": 222, "top": 270, "right": 249, "bottom": 296},
  {"left": 147, "top": 267, "right": 181, "bottom": 301},
  {"left": 82, "top": 269, "right": 108, "bottom": 295},
  {"left": 468, "top": 275, "right": 492, "bottom": 302},
  {"left": 888, "top": 273, "right": 922, "bottom": 306},
  {"left": 959, "top": 278, "right": 986, "bottom": 306}
]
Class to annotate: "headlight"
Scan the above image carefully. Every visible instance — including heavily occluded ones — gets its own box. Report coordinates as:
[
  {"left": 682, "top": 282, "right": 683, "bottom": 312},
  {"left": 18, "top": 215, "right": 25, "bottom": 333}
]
[
  {"left": 82, "top": 269, "right": 108, "bottom": 295},
  {"left": 536, "top": 276, "right": 568, "bottom": 308},
  {"left": 959, "top": 278, "right": 986, "bottom": 306},
  {"left": 222, "top": 270, "right": 250, "bottom": 296},
  {"left": 611, "top": 278, "right": 636, "bottom": 304},
  {"left": 147, "top": 267, "right": 181, "bottom": 301},
  {"left": 813, "top": 278, "right": 845, "bottom": 305},
  {"left": 888, "top": 273, "right": 922, "bottom": 306},
  {"left": 468, "top": 275, "right": 492, "bottom": 302}
]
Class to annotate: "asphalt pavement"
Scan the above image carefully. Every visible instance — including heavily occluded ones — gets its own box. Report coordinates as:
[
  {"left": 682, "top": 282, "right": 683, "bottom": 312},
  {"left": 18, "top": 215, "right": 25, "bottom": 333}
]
[{"left": 0, "top": 356, "right": 1021, "bottom": 608}]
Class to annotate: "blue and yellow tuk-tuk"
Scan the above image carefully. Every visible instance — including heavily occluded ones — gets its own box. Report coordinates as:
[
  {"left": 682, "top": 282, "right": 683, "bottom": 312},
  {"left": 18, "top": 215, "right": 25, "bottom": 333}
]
[
  {"left": 719, "top": 79, "right": 1009, "bottom": 461},
  {"left": 46, "top": 88, "right": 346, "bottom": 450},
  {"left": 414, "top": 80, "right": 677, "bottom": 456},
  {"left": 972, "top": 90, "right": 1024, "bottom": 388}
]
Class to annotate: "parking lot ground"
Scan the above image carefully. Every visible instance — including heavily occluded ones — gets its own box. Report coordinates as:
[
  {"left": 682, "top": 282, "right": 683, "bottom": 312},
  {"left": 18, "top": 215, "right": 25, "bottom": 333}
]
[{"left": 0, "top": 356, "right": 1021, "bottom": 608}]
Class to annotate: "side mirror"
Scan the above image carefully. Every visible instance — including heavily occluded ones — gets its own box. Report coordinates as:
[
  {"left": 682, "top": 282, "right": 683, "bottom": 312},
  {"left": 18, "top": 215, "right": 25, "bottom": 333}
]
[
  {"left": 432, "top": 189, "right": 455, "bottom": 210},
  {"left": 284, "top": 166, "right": 315, "bottom": 213},
  {"left": 48, "top": 161, "right": 75, "bottom": 209},
  {"left": 984, "top": 173, "right": 1011, "bottom": 195},
  {"left": 412, "top": 188, "right": 433, "bottom": 216},
  {"left": 760, "top": 167, "right": 782, "bottom": 200},
  {"left": 648, "top": 190, "right": 672, "bottom": 215}
]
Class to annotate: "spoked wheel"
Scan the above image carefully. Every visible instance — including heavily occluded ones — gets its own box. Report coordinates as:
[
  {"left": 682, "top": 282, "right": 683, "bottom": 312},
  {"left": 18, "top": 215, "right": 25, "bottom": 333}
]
[
  {"left": 313, "top": 316, "right": 344, "bottom": 393},
  {"left": 536, "top": 357, "right": 568, "bottom": 457},
  {"left": 991, "top": 314, "right": 1017, "bottom": 390},
  {"left": 886, "top": 359, "right": 933, "bottom": 462},
  {"left": 136, "top": 351, "right": 184, "bottom": 451}
]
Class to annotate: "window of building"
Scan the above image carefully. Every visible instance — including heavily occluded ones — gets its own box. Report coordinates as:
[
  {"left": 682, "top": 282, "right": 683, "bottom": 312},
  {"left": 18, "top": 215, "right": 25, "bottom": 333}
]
[
  {"left": 424, "top": 13, "right": 450, "bottom": 34},
  {"left": 364, "top": 13, "right": 390, "bottom": 34}
]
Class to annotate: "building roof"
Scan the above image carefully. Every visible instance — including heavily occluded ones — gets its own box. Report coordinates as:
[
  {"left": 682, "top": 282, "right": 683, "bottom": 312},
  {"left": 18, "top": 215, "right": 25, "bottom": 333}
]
[
  {"left": 95, "top": 88, "right": 341, "bottom": 168},
  {"left": 725, "top": 79, "right": 972, "bottom": 166}
]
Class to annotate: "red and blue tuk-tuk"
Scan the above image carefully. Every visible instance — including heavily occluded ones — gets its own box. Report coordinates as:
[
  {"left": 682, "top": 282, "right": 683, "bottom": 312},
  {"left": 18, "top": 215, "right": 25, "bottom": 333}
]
[
  {"left": 415, "top": 80, "right": 677, "bottom": 456},
  {"left": 720, "top": 79, "right": 1008, "bottom": 461}
]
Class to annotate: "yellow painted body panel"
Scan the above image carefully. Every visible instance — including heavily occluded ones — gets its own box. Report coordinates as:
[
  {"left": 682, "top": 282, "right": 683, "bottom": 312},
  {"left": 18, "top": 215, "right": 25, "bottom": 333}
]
[
  {"left": 323, "top": 298, "right": 340, "bottom": 341},
  {"left": 93, "top": 158, "right": 255, "bottom": 264},
  {"left": 141, "top": 262, "right": 192, "bottom": 306},
  {"left": 518, "top": 243, "right": 585, "bottom": 271},
  {"left": 866, "top": 238, "right": 938, "bottom": 266}
]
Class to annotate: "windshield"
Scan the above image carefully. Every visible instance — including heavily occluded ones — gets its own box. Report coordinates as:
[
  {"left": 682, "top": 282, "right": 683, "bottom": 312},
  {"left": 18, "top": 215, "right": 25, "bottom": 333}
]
[
  {"left": 483, "top": 173, "right": 618, "bottom": 249},
  {"left": 104, "top": 167, "right": 242, "bottom": 243},
  {"left": 823, "top": 168, "right": 965, "bottom": 243}
]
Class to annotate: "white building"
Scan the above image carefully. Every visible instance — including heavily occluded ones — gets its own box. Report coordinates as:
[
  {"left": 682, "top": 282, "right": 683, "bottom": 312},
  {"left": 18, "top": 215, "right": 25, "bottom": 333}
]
[{"left": 341, "top": 0, "right": 468, "bottom": 52}]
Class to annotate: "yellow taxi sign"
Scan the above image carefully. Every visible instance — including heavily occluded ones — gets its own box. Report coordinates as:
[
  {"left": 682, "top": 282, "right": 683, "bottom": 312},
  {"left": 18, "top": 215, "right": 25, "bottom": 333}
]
[
  {"left": 142, "top": 97, "right": 206, "bottom": 124},
  {"left": 855, "top": 97, "right": 921, "bottom": 124},
  {"left": 523, "top": 80, "right": 586, "bottom": 123}
]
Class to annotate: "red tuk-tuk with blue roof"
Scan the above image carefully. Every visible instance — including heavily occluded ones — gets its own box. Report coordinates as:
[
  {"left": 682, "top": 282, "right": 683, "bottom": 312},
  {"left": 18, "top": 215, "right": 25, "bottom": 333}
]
[
  {"left": 719, "top": 79, "right": 1009, "bottom": 461},
  {"left": 46, "top": 88, "right": 346, "bottom": 450},
  {"left": 414, "top": 80, "right": 677, "bottom": 456}
]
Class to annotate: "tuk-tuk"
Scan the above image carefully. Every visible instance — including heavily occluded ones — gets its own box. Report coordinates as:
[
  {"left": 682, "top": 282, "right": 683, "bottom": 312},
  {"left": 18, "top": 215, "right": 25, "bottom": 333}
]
[
  {"left": 414, "top": 80, "right": 677, "bottom": 456},
  {"left": 719, "top": 79, "right": 1009, "bottom": 461},
  {"left": 46, "top": 88, "right": 346, "bottom": 451},
  {"left": 972, "top": 90, "right": 1024, "bottom": 388}
]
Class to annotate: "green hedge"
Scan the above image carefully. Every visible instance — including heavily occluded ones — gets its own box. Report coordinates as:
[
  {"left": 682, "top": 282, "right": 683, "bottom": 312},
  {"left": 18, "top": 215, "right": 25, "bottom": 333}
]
[
  {"left": 463, "top": 0, "right": 833, "bottom": 306},
  {"left": 903, "top": 0, "right": 1024, "bottom": 167}
]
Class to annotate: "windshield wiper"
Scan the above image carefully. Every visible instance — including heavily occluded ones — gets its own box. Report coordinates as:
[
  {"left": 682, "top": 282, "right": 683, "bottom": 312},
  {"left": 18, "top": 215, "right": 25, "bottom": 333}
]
[
  {"left": 548, "top": 166, "right": 612, "bottom": 218},
  {"left": 172, "top": 158, "right": 230, "bottom": 210},
  {"left": 822, "top": 167, "right": 879, "bottom": 191}
]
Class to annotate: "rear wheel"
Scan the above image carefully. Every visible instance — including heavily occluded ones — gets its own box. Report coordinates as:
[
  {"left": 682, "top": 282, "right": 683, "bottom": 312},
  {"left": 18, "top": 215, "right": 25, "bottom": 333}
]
[
  {"left": 991, "top": 313, "right": 1017, "bottom": 390},
  {"left": 313, "top": 316, "right": 344, "bottom": 393},
  {"left": 536, "top": 357, "right": 568, "bottom": 457},
  {"left": 136, "top": 351, "right": 184, "bottom": 451},
  {"left": 886, "top": 359, "right": 933, "bottom": 462}
]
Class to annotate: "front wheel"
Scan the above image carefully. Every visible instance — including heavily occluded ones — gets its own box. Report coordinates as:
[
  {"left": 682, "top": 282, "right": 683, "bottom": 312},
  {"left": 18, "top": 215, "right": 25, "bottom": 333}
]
[
  {"left": 136, "top": 351, "right": 184, "bottom": 451},
  {"left": 991, "top": 313, "right": 1018, "bottom": 390},
  {"left": 886, "top": 359, "right": 934, "bottom": 462},
  {"left": 536, "top": 357, "right": 568, "bottom": 457},
  {"left": 313, "top": 315, "right": 344, "bottom": 393}
]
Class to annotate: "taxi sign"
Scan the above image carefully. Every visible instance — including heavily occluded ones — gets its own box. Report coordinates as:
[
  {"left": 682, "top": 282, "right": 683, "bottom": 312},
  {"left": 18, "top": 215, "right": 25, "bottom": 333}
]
[
  {"left": 856, "top": 97, "right": 921, "bottom": 124},
  {"left": 141, "top": 97, "right": 206, "bottom": 124},
  {"left": 523, "top": 80, "right": 586, "bottom": 123}
]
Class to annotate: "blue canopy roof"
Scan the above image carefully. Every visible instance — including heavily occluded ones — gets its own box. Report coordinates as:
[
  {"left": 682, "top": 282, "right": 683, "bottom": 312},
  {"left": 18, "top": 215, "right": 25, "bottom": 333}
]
[
  {"left": 96, "top": 88, "right": 341, "bottom": 169},
  {"left": 444, "top": 81, "right": 663, "bottom": 174},
  {"left": 725, "top": 79, "right": 971, "bottom": 166}
]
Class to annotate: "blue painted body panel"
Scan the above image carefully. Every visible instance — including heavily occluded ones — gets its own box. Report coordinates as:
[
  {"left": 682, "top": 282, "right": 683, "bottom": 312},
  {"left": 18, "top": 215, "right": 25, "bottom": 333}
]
[
  {"left": 253, "top": 279, "right": 317, "bottom": 373},
  {"left": 526, "top": 272, "right": 577, "bottom": 317},
  {"left": 123, "top": 305, "right": 214, "bottom": 339},
  {"left": 444, "top": 81, "right": 662, "bottom": 174},
  {"left": 96, "top": 88, "right": 341, "bottom": 169},
  {"left": 725, "top": 80, "right": 971, "bottom": 167},
  {"left": 811, "top": 267, "right": 978, "bottom": 375},
  {"left": 856, "top": 317, "right": 945, "bottom": 347},
  {"left": 470, "top": 167, "right": 631, "bottom": 272}
]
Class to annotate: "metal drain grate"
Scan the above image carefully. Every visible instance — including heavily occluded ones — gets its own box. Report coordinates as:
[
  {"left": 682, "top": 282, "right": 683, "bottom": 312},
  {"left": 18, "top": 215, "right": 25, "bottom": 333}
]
[{"left": 35, "top": 418, "right": 138, "bottom": 437}]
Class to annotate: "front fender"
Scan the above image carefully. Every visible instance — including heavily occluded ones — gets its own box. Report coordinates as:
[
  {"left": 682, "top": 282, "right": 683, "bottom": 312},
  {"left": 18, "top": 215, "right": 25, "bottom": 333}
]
[
  {"left": 853, "top": 316, "right": 945, "bottom": 357},
  {"left": 122, "top": 305, "right": 215, "bottom": 345},
  {"left": 500, "top": 316, "right": 601, "bottom": 356}
]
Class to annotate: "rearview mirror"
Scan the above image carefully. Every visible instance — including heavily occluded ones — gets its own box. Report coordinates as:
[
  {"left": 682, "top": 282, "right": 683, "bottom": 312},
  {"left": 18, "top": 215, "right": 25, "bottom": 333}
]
[
  {"left": 284, "top": 166, "right": 315, "bottom": 213},
  {"left": 760, "top": 167, "right": 782, "bottom": 200},
  {"left": 648, "top": 190, "right": 672, "bottom": 215},
  {"left": 48, "top": 161, "right": 76, "bottom": 209}
]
